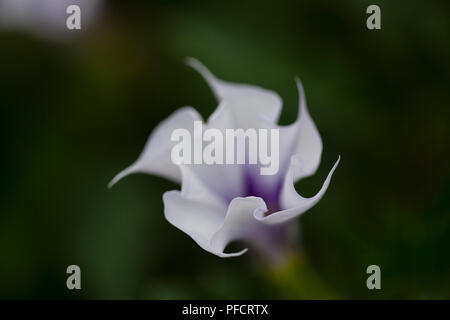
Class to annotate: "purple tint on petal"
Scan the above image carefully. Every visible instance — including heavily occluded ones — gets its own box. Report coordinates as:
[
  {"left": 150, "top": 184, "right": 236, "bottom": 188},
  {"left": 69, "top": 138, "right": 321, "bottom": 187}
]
[{"left": 243, "top": 165, "right": 282, "bottom": 213}]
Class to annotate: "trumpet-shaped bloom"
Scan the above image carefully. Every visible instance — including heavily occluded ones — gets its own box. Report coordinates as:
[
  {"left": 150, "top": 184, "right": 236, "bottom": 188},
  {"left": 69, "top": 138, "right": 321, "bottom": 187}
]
[{"left": 110, "top": 58, "right": 340, "bottom": 262}]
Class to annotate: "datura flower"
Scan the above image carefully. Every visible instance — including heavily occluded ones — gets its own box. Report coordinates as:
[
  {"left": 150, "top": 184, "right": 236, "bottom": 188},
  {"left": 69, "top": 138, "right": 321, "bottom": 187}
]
[{"left": 109, "top": 58, "right": 340, "bottom": 263}]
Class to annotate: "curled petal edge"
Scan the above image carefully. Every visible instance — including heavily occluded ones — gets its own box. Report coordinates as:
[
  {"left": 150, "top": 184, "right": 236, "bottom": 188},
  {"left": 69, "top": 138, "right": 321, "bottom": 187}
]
[{"left": 254, "top": 155, "right": 340, "bottom": 225}]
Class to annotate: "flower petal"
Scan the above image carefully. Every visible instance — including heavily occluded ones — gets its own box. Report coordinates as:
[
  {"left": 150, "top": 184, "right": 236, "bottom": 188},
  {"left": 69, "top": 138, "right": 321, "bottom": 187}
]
[
  {"left": 179, "top": 164, "right": 227, "bottom": 210},
  {"left": 210, "top": 197, "right": 298, "bottom": 261},
  {"left": 164, "top": 191, "right": 252, "bottom": 257},
  {"left": 189, "top": 102, "right": 246, "bottom": 202},
  {"left": 245, "top": 79, "right": 324, "bottom": 199},
  {"left": 291, "top": 78, "right": 323, "bottom": 181},
  {"left": 186, "top": 57, "right": 282, "bottom": 128},
  {"left": 210, "top": 197, "right": 267, "bottom": 255},
  {"left": 254, "top": 156, "right": 340, "bottom": 225},
  {"left": 163, "top": 190, "right": 227, "bottom": 255},
  {"left": 257, "top": 79, "right": 323, "bottom": 180},
  {"left": 108, "top": 107, "right": 202, "bottom": 187}
]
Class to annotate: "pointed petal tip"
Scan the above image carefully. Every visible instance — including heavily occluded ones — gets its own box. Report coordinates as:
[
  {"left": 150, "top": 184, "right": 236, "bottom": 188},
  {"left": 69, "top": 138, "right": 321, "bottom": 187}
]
[
  {"left": 295, "top": 78, "right": 306, "bottom": 113},
  {"left": 107, "top": 172, "right": 124, "bottom": 189},
  {"left": 260, "top": 154, "right": 341, "bottom": 225},
  {"left": 294, "top": 77, "right": 305, "bottom": 93},
  {"left": 324, "top": 155, "right": 341, "bottom": 184},
  {"left": 184, "top": 56, "right": 199, "bottom": 67},
  {"left": 185, "top": 57, "right": 208, "bottom": 74},
  {"left": 107, "top": 164, "right": 139, "bottom": 189},
  {"left": 218, "top": 248, "right": 248, "bottom": 258},
  {"left": 185, "top": 57, "right": 216, "bottom": 84},
  {"left": 334, "top": 155, "right": 341, "bottom": 168},
  {"left": 107, "top": 180, "right": 115, "bottom": 189}
]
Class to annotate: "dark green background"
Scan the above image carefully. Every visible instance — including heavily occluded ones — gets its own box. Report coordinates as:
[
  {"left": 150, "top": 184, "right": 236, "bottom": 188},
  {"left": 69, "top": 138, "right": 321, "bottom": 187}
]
[{"left": 1, "top": 0, "right": 449, "bottom": 299}]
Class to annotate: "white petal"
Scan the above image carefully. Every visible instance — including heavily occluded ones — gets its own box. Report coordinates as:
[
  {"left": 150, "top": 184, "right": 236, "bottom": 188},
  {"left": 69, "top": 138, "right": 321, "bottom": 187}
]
[
  {"left": 165, "top": 191, "right": 300, "bottom": 258},
  {"left": 163, "top": 191, "right": 250, "bottom": 257},
  {"left": 254, "top": 156, "right": 340, "bottom": 225},
  {"left": 186, "top": 57, "right": 282, "bottom": 128},
  {"left": 210, "top": 197, "right": 268, "bottom": 255},
  {"left": 247, "top": 78, "right": 324, "bottom": 195},
  {"left": 291, "top": 78, "right": 323, "bottom": 181},
  {"left": 108, "top": 107, "right": 202, "bottom": 187},
  {"left": 179, "top": 165, "right": 227, "bottom": 210},
  {"left": 256, "top": 79, "right": 323, "bottom": 184},
  {"left": 189, "top": 102, "right": 245, "bottom": 201},
  {"left": 163, "top": 191, "right": 226, "bottom": 255}
]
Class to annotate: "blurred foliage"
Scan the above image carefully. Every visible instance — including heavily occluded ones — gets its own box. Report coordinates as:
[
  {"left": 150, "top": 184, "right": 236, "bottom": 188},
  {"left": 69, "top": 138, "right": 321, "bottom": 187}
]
[{"left": 0, "top": 0, "right": 449, "bottom": 299}]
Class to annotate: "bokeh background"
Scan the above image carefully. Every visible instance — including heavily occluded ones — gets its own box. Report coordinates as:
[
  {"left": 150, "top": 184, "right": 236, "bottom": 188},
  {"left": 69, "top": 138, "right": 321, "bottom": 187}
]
[{"left": 1, "top": 0, "right": 449, "bottom": 299}]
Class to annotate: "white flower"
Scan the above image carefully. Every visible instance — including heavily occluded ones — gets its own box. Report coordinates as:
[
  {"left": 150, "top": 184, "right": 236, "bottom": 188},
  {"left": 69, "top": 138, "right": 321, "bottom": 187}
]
[{"left": 110, "top": 58, "right": 340, "bottom": 263}]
